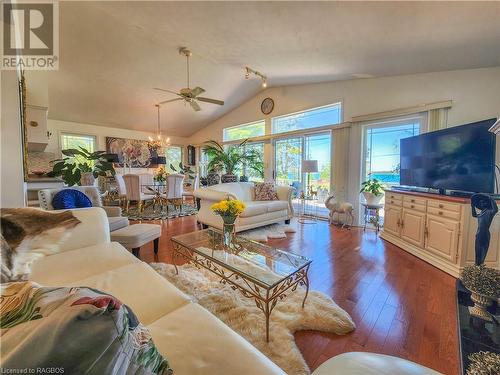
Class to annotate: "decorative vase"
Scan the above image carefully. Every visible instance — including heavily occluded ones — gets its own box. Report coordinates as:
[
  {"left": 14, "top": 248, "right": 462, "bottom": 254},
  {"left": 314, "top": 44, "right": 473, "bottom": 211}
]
[
  {"left": 207, "top": 172, "right": 220, "bottom": 186},
  {"left": 239, "top": 175, "right": 249, "bottom": 182},
  {"left": 469, "top": 291, "right": 494, "bottom": 321},
  {"left": 362, "top": 191, "right": 383, "bottom": 205},
  {"left": 199, "top": 177, "right": 208, "bottom": 187},
  {"left": 222, "top": 220, "right": 236, "bottom": 248},
  {"left": 221, "top": 174, "right": 238, "bottom": 183},
  {"left": 80, "top": 172, "right": 95, "bottom": 186}
]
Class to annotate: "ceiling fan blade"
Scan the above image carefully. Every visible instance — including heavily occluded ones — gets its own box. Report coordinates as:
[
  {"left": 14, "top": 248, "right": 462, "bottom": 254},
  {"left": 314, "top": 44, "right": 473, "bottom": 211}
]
[
  {"left": 154, "top": 87, "right": 182, "bottom": 96},
  {"left": 190, "top": 100, "right": 201, "bottom": 112},
  {"left": 190, "top": 86, "right": 205, "bottom": 97},
  {"left": 197, "top": 97, "right": 224, "bottom": 106},
  {"left": 158, "top": 98, "right": 183, "bottom": 105}
]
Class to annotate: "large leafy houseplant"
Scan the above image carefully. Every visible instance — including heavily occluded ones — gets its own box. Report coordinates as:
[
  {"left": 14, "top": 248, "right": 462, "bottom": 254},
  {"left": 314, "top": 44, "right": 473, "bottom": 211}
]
[
  {"left": 203, "top": 139, "right": 263, "bottom": 181},
  {"left": 50, "top": 147, "right": 115, "bottom": 186}
]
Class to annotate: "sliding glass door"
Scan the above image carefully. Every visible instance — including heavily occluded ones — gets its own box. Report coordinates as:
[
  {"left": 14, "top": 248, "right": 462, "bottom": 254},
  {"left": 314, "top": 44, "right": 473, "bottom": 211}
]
[{"left": 274, "top": 132, "right": 331, "bottom": 217}]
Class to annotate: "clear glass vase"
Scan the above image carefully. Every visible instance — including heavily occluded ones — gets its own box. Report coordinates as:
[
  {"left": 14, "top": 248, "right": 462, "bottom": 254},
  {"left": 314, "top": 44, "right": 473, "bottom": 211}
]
[{"left": 222, "top": 221, "right": 236, "bottom": 248}]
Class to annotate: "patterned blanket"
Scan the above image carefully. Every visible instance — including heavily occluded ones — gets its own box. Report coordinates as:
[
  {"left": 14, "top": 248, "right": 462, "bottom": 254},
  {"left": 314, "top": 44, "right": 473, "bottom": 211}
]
[{"left": 1, "top": 281, "right": 172, "bottom": 374}]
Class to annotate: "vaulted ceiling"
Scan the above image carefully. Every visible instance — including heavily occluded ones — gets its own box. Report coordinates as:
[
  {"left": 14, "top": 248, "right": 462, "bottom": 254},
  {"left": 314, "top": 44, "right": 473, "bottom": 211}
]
[{"left": 46, "top": 1, "right": 500, "bottom": 137}]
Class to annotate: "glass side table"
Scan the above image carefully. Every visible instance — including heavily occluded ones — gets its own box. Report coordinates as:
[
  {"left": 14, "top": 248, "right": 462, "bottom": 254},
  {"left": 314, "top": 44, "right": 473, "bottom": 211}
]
[
  {"left": 361, "top": 202, "right": 383, "bottom": 232},
  {"left": 298, "top": 196, "right": 319, "bottom": 224}
]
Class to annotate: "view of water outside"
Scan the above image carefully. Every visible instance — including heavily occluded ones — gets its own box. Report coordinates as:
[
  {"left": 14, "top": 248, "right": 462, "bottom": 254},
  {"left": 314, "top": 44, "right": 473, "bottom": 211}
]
[{"left": 363, "top": 120, "right": 421, "bottom": 223}]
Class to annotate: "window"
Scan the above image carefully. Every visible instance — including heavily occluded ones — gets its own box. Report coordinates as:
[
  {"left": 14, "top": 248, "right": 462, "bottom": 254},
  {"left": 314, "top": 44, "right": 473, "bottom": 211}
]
[
  {"left": 272, "top": 102, "right": 342, "bottom": 134},
  {"left": 242, "top": 142, "right": 264, "bottom": 182},
  {"left": 363, "top": 117, "right": 422, "bottom": 185},
  {"left": 223, "top": 120, "right": 265, "bottom": 142},
  {"left": 165, "top": 145, "right": 183, "bottom": 172},
  {"left": 60, "top": 133, "right": 96, "bottom": 154}
]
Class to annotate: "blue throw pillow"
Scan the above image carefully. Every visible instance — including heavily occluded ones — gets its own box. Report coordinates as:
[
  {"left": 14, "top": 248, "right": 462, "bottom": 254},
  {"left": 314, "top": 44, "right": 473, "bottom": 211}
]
[{"left": 52, "top": 189, "right": 93, "bottom": 209}]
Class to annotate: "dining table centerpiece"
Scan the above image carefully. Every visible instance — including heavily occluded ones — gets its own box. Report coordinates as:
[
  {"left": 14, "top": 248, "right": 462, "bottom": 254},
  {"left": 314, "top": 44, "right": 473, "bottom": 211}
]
[
  {"left": 211, "top": 199, "right": 246, "bottom": 248},
  {"left": 153, "top": 166, "right": 168, "bottom": 183}
]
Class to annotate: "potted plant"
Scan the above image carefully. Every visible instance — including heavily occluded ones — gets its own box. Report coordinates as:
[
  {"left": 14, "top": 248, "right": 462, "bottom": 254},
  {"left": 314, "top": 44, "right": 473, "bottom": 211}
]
[
  {"left": 460, "top": 264, "right": 500, "bottom": 321},
  {"left": 49, "top": 147, "right": 115, "bottom": 186},
  {"left": 360, "top": 178, "right": 385, "bottom": 205},
  {"left": 203, "top": 139, "right": 261, "bottom": 183}
]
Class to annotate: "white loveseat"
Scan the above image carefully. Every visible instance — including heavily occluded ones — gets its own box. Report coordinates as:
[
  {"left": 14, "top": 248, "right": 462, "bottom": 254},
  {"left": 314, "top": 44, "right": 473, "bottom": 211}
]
[
  {"left": 28, "top": 208, "right": 285, "bottom": 375},
  {"left": 194, "top": 182, "right": 294, "bottom": 232}
]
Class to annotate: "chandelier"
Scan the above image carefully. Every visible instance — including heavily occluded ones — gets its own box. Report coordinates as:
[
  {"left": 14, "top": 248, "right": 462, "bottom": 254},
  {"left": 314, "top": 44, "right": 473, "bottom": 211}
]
[{"left": 148, "top": 104, "right": 170, "bottom": 150}]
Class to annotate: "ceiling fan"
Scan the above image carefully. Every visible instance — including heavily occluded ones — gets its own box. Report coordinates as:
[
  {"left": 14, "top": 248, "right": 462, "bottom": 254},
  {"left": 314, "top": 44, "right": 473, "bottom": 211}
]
[{"left": 154, "top": 47, "right": 224, "bottom": 112}]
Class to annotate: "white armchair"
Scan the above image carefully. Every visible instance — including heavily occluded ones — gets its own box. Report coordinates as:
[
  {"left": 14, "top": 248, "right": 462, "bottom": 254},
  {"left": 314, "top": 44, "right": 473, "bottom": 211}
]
[
  {"left": 38, "top": 186, "right": 129, "bottom": 232},
  {"left": 194, "top": 182, "right": 293, "bottom": 232}
]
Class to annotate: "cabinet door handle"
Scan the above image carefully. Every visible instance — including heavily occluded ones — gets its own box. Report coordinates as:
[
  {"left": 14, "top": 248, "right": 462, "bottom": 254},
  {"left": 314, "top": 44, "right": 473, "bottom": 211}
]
[
  {"left": 411, "top": 204, "right": 415, "bottom": 208},
  {"left": 411, "top": 199, "right": 415, "bottom": 203},
  {"left": 438, "top": 211, "right": 443, "bottom": 215},
  {"left": 400, "top": 220, "right": 404, "bottom": 228},
  {"left": 397, "top": 218, "right": 401, "bottom": 227},
  {"left": 439, "top": 204, "right": 444, "bottom": 208},
  {"left": 424, "top": 226, "right": 429, "bottom": 237}
]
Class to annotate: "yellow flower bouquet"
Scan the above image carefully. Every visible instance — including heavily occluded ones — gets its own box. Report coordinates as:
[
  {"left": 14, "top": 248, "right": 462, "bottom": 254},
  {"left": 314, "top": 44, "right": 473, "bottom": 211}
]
[{"left": 211, "top": 199, "right": 246, "bottom": 247}]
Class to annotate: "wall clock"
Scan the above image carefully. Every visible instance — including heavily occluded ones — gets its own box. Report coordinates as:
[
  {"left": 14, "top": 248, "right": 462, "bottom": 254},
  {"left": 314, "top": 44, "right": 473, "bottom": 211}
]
[{"left": 261, "top": 97, "right": 274, "bottom": 115}]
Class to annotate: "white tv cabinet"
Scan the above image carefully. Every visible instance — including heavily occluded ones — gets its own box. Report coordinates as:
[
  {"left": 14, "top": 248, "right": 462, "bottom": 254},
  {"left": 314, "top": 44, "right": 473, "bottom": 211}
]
[{"left": 380, "top": 189, "right": 499, "bottom": 277}]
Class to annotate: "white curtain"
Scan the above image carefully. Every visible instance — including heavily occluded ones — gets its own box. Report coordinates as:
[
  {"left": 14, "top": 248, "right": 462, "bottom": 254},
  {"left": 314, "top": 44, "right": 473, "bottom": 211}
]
[
  {"left": 427, "top": 108, "right": 448, "bottom": 132},
  {"left": 331, "top": 126, "right": 350, "bottom": 202}
]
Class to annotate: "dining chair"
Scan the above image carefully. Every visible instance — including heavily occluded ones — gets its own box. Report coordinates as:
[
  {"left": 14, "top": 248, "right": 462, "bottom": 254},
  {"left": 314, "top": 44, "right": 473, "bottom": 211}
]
[
  {"left": 122, "top": 174, "right": 154, "bottom": 213},
  {"left": 165, "top": 173, "right": 185, "bottom": 213},
  {"left": 114, "top": 173, "right": 127, "bottom": 207},
  {"left": 182, "top": 174, "right": 199, "bottom": 206}
]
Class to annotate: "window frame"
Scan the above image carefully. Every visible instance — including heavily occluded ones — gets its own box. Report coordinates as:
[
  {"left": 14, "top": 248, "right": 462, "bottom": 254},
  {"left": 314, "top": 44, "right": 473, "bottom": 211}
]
[
  {"left": 271, "top": 102, "right": 343, "bottom": 135},
  {"left": 222, "top": 119, "right": 266, "bottom": 142},
  {"left": 59, "top": 132, "right": 97, "bottom": 157}
]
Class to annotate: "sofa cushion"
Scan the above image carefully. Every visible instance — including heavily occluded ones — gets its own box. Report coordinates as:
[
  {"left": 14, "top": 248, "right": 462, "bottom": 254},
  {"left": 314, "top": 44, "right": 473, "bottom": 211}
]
[
  {"left": 239, "top": 201, "right": 269, "bottom": 217},
  {"left": 108, "top": 216, "right": 129, "bottom": 232},
  {"left": 1, "top": 281, "right": 173, "bottom": 375},
  {"left": 52, "top": 189, "right": 93, "bottom": 209},
  {"left": 255, "top": 182, "right": 279, "bottom": 201},
  {"left": 147, "top": 303, "right": 285, "bottom": 375},
  {"left": 67, "top": 263, "right": 191, "bottom": 325},
  {"left": 29, "top": 242, "right": 140, "bottom": 285},
  {"left": 265, "top": 200, "right": 289, "bottom": 212}
]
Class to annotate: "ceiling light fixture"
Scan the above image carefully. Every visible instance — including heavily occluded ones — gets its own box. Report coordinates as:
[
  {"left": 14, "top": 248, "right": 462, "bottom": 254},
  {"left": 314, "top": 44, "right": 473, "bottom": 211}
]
[
  {"left": 245, "top": 66, "right": 268, "bottom": 88},
  {"left": 148, "top": 104, "right": 170, "bottom": 150}
]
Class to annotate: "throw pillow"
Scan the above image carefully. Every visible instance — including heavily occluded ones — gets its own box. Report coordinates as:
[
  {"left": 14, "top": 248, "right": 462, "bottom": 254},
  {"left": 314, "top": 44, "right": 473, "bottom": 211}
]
[
  {"left": 0, "top": 281, "right": 173, "bottom": 375},
  {"left": 0, "top": 208, "right": 81, "bottom": 282},
  {"left": 255, "top": 182, "right": 279, "bottom": 201},
  {"left": 52, "top": 189, "right": 93, "bottom": 210}
]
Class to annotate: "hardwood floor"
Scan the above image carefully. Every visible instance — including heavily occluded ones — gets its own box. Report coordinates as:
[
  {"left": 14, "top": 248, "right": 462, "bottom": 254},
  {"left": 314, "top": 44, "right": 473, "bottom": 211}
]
[{"left": 137, "top": 216, "right": 459, "bottom": 375}]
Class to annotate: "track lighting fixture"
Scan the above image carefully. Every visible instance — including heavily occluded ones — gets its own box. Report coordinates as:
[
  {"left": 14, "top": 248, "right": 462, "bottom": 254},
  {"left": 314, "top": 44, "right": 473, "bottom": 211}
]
[{"left": 245, "top": 66, "right": 268, "bottom": 88}]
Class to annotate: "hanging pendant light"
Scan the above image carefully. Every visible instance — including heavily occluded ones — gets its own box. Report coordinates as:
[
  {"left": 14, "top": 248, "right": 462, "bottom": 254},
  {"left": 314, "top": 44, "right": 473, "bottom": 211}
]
[{"left": 149, "top": 104, "right": 171, "bottom": 149}]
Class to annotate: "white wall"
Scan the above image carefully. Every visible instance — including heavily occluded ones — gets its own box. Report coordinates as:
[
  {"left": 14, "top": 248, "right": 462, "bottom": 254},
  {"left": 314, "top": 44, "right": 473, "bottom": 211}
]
[
  {"left": 189, "top": 67, "right": 500, "bottom": 144},
  {"left": 1, "top": 71, "right": 27, "bottom": 207}
]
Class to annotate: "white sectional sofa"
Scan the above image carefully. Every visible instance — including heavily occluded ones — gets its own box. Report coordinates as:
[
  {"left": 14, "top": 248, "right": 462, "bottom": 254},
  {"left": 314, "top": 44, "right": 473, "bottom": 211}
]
[
  {"left": 26, "top": 207, "right": 440, "bottom": 375},
  {"left": 194, "top": 182, "right": 294, "bottom": 232},
  {"left": 28, "top": 207, "right": 285, "bottom": 375}
]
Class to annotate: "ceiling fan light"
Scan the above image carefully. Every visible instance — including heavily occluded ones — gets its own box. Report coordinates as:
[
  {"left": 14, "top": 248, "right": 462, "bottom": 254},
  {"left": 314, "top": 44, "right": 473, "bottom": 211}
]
[
  {"left": 262, "top": 79, "right": 267, "bottom": 88},
  {"left": 148, "top": 136, "right": 153, "bottom": 142}
]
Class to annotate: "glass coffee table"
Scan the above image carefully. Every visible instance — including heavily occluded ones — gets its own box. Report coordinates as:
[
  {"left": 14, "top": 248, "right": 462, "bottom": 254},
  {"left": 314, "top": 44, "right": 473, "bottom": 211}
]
[{"left": 171, "top": 229, "right": 312, "bottom": 342}]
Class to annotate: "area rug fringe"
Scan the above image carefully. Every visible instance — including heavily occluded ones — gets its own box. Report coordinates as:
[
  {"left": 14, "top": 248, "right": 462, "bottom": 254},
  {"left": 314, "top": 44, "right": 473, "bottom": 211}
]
[{"left": 150, "top": 262, "right": 355, "bottom": 375}]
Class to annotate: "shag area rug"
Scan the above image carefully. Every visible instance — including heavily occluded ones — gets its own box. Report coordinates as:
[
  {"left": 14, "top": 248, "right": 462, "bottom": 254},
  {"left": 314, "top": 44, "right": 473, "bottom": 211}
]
[
  {"left": 150, "top": 262, "right": 355, "bottom": 375},
  {"left": 124, "top": 203, "right": 197, "bottom": 220},
  {"left": 239, "top": 223, "right": 296, "bottom": 242}
]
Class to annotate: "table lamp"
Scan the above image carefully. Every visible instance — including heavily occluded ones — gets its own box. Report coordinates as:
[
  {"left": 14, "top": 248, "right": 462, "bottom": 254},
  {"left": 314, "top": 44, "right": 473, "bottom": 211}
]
[{"left": 302, "top": 160, "right": 318, "bottom": 197}]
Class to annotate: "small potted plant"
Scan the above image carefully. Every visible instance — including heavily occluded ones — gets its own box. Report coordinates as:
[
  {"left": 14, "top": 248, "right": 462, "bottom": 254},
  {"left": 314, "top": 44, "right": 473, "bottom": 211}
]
[
  {"left": 460, "top": 264, "right": 500, "bottom": 321},
  {"left": 360, "top": 178, "right": 385, "bottom": 205}
]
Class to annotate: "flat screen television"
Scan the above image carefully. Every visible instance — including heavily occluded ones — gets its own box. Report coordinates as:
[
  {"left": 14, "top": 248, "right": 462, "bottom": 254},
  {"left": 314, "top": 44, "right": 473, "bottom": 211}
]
[{"left": 400, "top": 118, "right": 497, "bottom": 194}]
